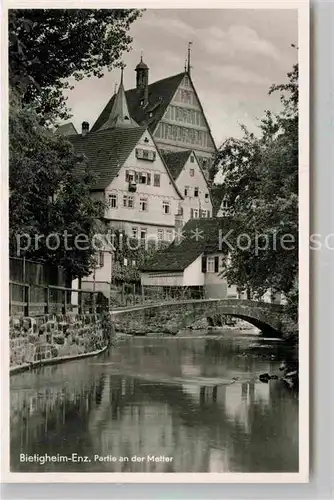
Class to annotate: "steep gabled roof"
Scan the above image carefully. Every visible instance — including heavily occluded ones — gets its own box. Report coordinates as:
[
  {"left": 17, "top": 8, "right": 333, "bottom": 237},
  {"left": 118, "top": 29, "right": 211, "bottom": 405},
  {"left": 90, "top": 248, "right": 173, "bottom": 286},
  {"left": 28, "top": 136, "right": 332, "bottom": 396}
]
[
  {"left": 162, "top": 150, "right": 192, "bottom": 180},
  {"left": 68, "top": 126, "right": 146, "bottom": 190},
  {"left": 141, "top": 217, "right": 236, "bottom": 272},
  {"left": 55, "top": 122, "right": 78, "bottom": 136},
  {"left": 92, "top": 72, "right": 185, "bottom": 133}
]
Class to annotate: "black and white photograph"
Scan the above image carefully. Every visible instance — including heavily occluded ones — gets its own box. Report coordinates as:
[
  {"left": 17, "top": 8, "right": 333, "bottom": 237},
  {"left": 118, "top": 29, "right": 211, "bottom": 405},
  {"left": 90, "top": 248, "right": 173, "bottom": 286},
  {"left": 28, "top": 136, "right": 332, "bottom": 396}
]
[{"left": 4, "top": 2, "right": 309, "bottom": 482}]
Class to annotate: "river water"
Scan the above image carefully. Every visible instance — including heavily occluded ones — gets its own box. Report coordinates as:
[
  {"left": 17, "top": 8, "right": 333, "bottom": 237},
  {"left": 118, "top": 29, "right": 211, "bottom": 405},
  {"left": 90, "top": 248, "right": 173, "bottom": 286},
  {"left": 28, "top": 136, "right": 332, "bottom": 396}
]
[{"left": 10, "top": 331, "right": 299, "bottom": 473}]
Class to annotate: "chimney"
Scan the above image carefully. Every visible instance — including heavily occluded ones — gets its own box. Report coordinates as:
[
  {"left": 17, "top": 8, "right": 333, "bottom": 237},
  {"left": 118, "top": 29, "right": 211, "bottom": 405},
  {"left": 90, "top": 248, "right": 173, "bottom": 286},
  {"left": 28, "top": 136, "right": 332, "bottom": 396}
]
[{"left": 82, "top": 121, "right": 89, "bottom": 137}]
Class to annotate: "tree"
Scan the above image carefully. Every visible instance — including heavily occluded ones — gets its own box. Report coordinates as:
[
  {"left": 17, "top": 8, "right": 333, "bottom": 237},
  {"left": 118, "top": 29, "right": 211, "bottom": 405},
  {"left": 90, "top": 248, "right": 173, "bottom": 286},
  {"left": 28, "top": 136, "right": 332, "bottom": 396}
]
[
  {"left": 214, "top": 64, "right": 298, "bottom": 305},
  {"left": 111, "top": 231, "right": 169, "bottom": 284},
  {"left": 9, "top": 89, "right": 105, "bottom": 281},
  {"left": 9, "top": 9, "right": 142, "bottom": 120}
]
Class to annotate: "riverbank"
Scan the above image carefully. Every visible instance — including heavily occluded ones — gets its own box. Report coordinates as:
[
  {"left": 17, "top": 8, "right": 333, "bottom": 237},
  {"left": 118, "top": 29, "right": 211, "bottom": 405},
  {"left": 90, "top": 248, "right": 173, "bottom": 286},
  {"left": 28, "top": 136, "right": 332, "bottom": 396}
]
[{"left": 10, "top": 346, "right": 108, "bottom": 375}]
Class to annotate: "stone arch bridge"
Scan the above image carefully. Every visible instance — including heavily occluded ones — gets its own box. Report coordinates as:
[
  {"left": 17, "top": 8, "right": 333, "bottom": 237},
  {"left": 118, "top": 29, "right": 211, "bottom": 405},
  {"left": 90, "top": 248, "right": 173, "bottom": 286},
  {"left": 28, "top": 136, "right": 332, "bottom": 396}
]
[{"left": 110, "top": 299, "right": 286, "bottom": 338}]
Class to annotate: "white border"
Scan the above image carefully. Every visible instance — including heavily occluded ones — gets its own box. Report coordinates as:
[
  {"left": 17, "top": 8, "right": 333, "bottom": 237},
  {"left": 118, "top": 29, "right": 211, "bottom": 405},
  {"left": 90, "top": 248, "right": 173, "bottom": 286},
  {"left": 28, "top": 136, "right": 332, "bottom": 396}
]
[{"left": 1, "top": 0, "right": 309, "bottom": 484}]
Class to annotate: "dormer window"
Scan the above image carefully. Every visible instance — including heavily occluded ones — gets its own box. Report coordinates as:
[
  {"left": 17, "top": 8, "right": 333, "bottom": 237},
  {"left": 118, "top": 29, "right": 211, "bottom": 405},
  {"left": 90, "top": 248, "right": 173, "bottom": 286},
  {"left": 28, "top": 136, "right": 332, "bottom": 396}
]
[
  {"left": 136, "top": 148, "right": 156, "bottom": 161},
  {"left": 140, "top": 99, "right": 144, "bottom": 106},
  {"left": 124, "top": 116, "right": 129, "bottom": 120}
]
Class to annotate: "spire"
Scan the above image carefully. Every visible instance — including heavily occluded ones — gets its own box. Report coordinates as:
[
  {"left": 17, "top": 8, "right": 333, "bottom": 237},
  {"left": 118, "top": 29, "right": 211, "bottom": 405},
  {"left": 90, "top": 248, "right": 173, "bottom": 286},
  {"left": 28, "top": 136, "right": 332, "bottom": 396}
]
[
  {"left": 187, "top": 41, "right": 193, "bottom": 74},
  {"left": 100, "top": 67, "right": 138, "bottom": 130}
]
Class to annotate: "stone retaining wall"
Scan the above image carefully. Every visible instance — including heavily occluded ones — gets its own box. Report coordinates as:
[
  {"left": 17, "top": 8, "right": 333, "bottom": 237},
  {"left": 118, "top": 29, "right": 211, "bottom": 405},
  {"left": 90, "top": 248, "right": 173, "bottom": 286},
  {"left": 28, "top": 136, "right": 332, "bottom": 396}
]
[{"left": 9, "top": 312, "right": 112, "bottom": 368}]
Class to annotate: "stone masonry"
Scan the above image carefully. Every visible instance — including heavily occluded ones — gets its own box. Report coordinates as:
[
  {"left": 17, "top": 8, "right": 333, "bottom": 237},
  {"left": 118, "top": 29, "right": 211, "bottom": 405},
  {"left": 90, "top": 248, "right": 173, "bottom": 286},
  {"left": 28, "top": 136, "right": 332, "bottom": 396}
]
[
  {"left": 9, "top": 313, "right": 111, "bottom": 368},
  {"left": 111, "top": 299, "right": 286, "bottom": 337}
]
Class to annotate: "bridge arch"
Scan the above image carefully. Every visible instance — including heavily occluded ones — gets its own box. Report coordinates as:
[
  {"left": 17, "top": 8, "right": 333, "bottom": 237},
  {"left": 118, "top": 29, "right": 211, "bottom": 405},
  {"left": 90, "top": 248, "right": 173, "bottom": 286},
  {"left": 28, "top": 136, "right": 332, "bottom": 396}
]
[{"left": 111, "top": 299, "right": 285, "bottom": 338}]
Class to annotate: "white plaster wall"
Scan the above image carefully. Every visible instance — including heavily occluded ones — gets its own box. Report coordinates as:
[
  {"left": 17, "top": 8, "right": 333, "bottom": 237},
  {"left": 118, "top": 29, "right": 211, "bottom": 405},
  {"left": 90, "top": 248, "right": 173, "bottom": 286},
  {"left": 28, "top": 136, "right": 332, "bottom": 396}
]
[
  {"left": 175, "top": 153, "right": 212, "bottom": 224},
  {"left": 104, "top": 130, "right": 181, "bottom": 234},
  {"left": 183, "top": 255, "right": 205, "bottom": 286},
  {"left": 82, "top": 251, "right": 113, "bottom": 285}
]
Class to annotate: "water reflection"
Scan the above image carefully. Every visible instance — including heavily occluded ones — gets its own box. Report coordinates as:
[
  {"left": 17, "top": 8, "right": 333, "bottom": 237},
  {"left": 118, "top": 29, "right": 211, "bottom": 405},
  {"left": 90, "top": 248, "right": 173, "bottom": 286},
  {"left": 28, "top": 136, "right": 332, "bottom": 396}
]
[{"left": 10, "top": 335, "right": 298, "bottom": 472}]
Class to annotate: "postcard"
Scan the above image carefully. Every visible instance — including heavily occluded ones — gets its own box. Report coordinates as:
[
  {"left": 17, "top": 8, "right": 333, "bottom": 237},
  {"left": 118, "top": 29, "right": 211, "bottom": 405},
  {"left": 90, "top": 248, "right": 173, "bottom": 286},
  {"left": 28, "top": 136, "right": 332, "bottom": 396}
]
[{"left": 2, "top": 0, "right": 309, "bottom": 483}]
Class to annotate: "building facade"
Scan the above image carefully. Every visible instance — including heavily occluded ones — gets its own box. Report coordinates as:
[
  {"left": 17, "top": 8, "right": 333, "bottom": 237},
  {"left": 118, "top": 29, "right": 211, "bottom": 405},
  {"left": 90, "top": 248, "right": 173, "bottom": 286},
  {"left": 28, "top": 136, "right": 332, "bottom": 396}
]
[
  {"left": 91, "top": 57, "right": 217, "bottom": 180},
  {"left": 162, "top": 150, "right": 213, "bottom": 225},
  {"left": 69, "top": 73, "right": 182, "bottom": 244}
]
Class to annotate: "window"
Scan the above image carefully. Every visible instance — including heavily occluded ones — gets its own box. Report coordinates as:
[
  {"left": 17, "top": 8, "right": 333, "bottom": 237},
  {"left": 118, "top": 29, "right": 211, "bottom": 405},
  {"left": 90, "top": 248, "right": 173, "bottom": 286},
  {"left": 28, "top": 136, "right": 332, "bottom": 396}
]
[
  {"left": 132, "top": 227, "right": 138, "bottom": 238},
  {"left": 154, "top": 173, "right": 160, "bottom": 187},
  {"left": 140, "top": 229, "right": 147, "bottom": 240},
  {"left": 163, "top": 201, "right": 170, "bottom": 214},
  {"left": 166, "top": 230, "right": 173, "bottom": 242},
  {"left": 207, "top": 210, "right": 211, "bottom": 218},
  {"left": 123, "top": 195, "right": 134, "bottom": 208},
  {"left": 125, "top": 170, "right": 135, "bottom": 183},
  {"left": 123, "top": 258, "right": 128, "bottom": 267},
  {"left": 157, "top": 229, "right": 164, "bottom": 240},
  {"left": 194, "top": 187, "right": 199, "bottom": 197},
  {"left": 201, "top": 210, "right": 207, "bottom": 218},
  {"left": 190, "top": 168, "right": 195, "bottom": 177},
  {"left": 140, "top": 172, "right": 147, "bottom": 184},
  {"left": 136, "top": 148, "right": 156, "bottom": 161},
  {"left": 140, "top": 198, "right": 148, "bottom": 211},
  {"left": 222, "top": 200, "right": 229, "bottom": 208},
  {"left": 190, "top": 155, "right": 194, "bottom": 163},
  {"left": 205, "top": 193, "right": 209, "bottom": 199},
  {"left": 184, "top": 75, "right": 189, "bottom": 87},
  {"left": 184, "top": 186, "right": 189, "bottom": 196},
  {"left": 191, "top": 208, "right": 199, "bottom": 219},
  {"left": 108, "top": 194, "right": 117, "bottom": 208},
  {"left": 207, "top": 256, "right": 215, "bottom": 273}
]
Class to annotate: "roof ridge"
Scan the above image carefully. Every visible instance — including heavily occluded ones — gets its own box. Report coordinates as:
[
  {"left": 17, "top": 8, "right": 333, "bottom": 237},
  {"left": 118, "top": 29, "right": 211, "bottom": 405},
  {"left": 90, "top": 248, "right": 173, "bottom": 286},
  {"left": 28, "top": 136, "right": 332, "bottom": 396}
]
[{"left": 125, "top": 72, "right": 185, "bottom": 94}]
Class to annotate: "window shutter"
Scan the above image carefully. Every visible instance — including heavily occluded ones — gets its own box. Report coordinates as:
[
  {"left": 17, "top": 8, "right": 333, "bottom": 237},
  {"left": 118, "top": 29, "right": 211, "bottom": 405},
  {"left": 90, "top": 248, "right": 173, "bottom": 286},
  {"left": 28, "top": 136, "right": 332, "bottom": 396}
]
[
  {"left": 147, "top": 173, "right": 151, "bottom": 185},
  {"left": 214, "top": 256, "right": 219, "bottom": 273},
  {"left": 135, "top": 172, "right": 140, "bottom": 183},
  {"left": 201, "top": 256, "right": 207, "bottom": 273},
  {"left": 125, "top": 170, "right": 129, "bottom": 182},
  {"left": 190, "top": 208, "right": 194, "bottom": 219}
]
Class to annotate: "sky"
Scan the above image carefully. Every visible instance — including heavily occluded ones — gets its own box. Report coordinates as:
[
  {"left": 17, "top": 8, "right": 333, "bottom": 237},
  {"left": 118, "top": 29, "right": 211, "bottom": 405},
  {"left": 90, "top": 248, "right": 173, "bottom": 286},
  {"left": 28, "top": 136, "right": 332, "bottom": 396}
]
[{"left": 62, "top": 9, "right": 298, "bottom": 147}]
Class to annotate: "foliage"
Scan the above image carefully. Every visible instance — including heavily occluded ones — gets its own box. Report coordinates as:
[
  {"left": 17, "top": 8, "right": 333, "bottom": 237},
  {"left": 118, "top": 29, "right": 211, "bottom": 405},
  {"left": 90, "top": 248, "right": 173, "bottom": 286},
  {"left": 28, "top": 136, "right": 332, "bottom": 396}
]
[
  {"left": 111, "top": 231, "right": 169, "bottom": 283},
  {"left": 9, "top": 90, "right": 105, "bottom": 280},
  {"left": 9, "top": 9, "right": 142, "bottom": 120},
  {"left": 214, "top": 64, "right": 298, "bottom": 300}
]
